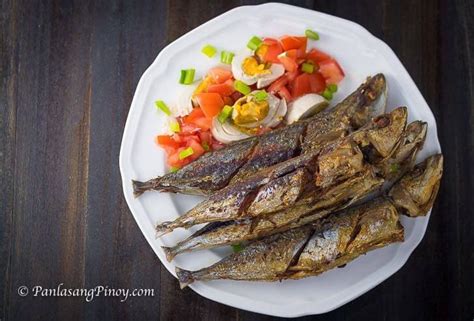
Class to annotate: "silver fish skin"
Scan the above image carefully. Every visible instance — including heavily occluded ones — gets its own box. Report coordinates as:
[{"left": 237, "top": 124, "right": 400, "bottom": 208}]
[
  {"left": 156, "top": 107, "right": 406, "bottom": 235},
  {"left": 175, "top": 197, "right": 403, "bottom": 287},
  {"left": 175, "top": 226, "right": 313, "bottom": 288},
  {"left": 133, "top": 74, "right": 387, "bottom": 197},
  {"left": 162, "top": 132, "right": 431, "bottom": 262}
]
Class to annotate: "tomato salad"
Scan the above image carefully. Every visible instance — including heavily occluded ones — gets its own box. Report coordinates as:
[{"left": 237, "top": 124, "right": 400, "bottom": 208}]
[{"left": 154, "top": 30, "right": 344, "bottom": 170}]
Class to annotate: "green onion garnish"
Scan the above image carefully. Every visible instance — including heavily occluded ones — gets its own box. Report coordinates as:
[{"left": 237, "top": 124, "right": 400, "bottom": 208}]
[
  {"left": 322, "top": 88, "right": 333, "bottom": 100},
  {"left": 254, "top": 90, "right": 268, "bottom": 102},
  {"left": 170, "top": 121, "right": 180, "bottom": 133},
  {"left": 231, "top": 243, "right": 244, "bottom": 252},
  {"left": 155, "top": 100, "right": 171, "bottom": 116},
  {"left": 305, "top": 29, "right": 320, "bottom": 40},
  {"left": 389, "top": 163, "right": 400, "bottom": 173},
  {"left": 247, "top": 36, "right": 263, "bottom": 51},
  {"left": 328, "top": 84, "right": 338, "bottom": 93},
  {"left": 170, "top": 166, "right": 179, "bottom": 173},
  {"left": 179, "top": 69, "right": 195, "bottom": 85},
  {"left": 301, "top": 62, "right": 314, "bottom": 74},
  {"left": 178, "top": 147, "right": 194, "bottom": 160},
  {"left": 202, "top": 141, "right": 210, "bottom": 151},
  {"left": 234, "top": 80, "right": 251, "bottom": 95},
  {"left": 218, "top": 105, "right": 233, "bottom": 123},
  {"left": 201, "top": 44, "right": 217, "bottom": 58},
  {"left": 220, "top": 51, "right": 235, "bottom": 64}
]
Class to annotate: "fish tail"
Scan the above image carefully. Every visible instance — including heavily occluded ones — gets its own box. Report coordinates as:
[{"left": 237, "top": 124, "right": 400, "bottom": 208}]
[
  {"left": 132, "top": 178, "right": 159, "bottom": 198},
  {"left": 162, "top": 246, "right": 177, "bottom": 262},
  {"left": 175, "top": 267, "right": 194, "bottom": 289},
  {"left": 155, "top": 222, "right": 173, "bottom": 237}
]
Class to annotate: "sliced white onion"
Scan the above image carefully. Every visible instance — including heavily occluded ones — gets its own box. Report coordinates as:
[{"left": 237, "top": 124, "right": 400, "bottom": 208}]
[
  {"left": 211, "top": 117, "right": 249, "bottom": 144},
  {"left": 286, "top": 94, "right": 329, "bottom": 124}
]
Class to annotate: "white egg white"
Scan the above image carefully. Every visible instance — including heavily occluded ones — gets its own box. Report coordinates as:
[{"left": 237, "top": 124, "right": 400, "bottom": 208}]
[{"left": 232, "top": 49, "right": 285, "bottom": 88}]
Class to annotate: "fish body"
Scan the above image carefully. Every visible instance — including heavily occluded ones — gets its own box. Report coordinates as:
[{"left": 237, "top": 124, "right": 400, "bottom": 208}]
[
  {"left": 389, "top": 153, "right": 443, "bottom": 216},
  {"left": 175, "top": 226, "right": 313, "bottom": 287},
  {"left": 175, "top": 197, "right": 403, "bottom": 287},
  {"left": 174, "top": 154, "right": 442, "bottom": 286},
  {"left": 133, "top": 74, "right": 387, "bottom": 197},
  {"left": 156, "top": 107, "right": 407, "bottom": 235}
]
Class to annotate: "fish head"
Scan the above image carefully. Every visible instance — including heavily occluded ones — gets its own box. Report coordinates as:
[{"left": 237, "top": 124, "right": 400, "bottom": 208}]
[
  {"left": 389, "top": 154, "right": 443, "bottom": 216},
  {"left": 379, "top": 120, "right": 428, "bottom": 180},
  {"left": 353, "top": 106, "right": 408, "bottom": 162},
  {"left": 349, "top": 73, "right": 388, "bottom": 128}
]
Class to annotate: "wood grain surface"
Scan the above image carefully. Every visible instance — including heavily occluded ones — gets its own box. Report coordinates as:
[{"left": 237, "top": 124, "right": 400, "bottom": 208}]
[{"left": 1, "top": 1, "right": 473, "bottom": 320}]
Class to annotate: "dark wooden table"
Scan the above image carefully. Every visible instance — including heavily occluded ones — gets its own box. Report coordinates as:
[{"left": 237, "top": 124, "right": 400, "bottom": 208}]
[{"left": 1, "top": 1, "right": 473, "bottom": 320}]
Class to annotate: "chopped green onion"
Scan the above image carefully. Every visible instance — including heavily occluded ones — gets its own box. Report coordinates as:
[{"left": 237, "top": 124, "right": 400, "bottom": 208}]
[
  {"left": 389, "top": 163, "right": 400, "bottom": 173},
  {"left": 234, "top": 80, "right": 251, "bottom": 95},
  {"left": 220, "top": 51, "right": 235, "bottom": 64},
  {"left": 170, "top": 166, "right": 179, "bottom": 173},
  {"left": 247, "top": 36, "right": 263, "bottom": 51},
  {"left": 327, "top": 84, "right": 338, "bottom": 93},
  {"left": 322, "top": 88, "right": 333, "bottom": 100},
  {"left": 169, "top": 121, "right": 180, "bottom": 133},
  {"left": 301, "top": 62, "right": 314, "bottom": 74},
  {"left": 155, "top": 100, "right": 171, "bottom": 116},
  {"left": 305, "top": 29, "right": 320, "bottom": 40},
  {"left": 254, "top": 90, "right": 268, "bottom": 102},
  {"left": 231, "top": 243, "right": 244, "bottom": 252},
  {"left": 178, "top": 147, "right": 194, "bottom": 160},
  {"left": 218, "top": 105, "right": 233, "bottom": 123},
  {"left": 202, "top": 141, "right": 210, "bottom": 151},
  {"left": 201, "top": 44, "right": 217, "bottom": 58},
  {"left": 179, "top": 69, "right": 195, "bottom": 85}
]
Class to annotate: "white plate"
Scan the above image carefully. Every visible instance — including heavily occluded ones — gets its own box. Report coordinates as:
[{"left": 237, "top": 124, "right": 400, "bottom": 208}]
[{"left": 119, "top": 3, "right": 441, "bottom": 317}]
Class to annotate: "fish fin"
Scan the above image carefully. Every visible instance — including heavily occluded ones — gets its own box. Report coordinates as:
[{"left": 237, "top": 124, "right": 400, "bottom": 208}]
[
  {"left": 175, "top": 267, "right": 194, "bottom": 289},
  {"left": 162, "top": 246, "right": 176, "bottom": 262},
  {"left": 132, "top": 179, "right": 156, "bottom": 197}
]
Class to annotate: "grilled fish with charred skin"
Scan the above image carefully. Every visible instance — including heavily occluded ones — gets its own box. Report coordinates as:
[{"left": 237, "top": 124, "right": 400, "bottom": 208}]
[
  {"left": 155, "top": 107, "right": 406, "bottom": 235},
  {"left": 175, "top": 155, "right": 443, "bottom": 287},
  {"left": 132, "top": 74, "right": 387, "bottom": 197},
  {"left": 161, "top": 118, "right": 428, "bottom": 261}
]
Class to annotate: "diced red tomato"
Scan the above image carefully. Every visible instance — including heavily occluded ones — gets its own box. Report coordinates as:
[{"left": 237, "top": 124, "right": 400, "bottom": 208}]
[
  {"left": 291, "top": 73, "right": 313, "bottom": 98},
  {"left": 199, "top": 131, "right": 212, "bottom": 146},
  {"left": 207, "top": 67, "right": 233, "bottom": 84},
  {"left": 285, "top": 49, "right": 298, "bottom": 59},
  {"left": 180, "top": 122, "right": 200, "bottom": 134},
  {"left": 187, "top": 139, "right": 205, "bottom": 160},
  {"left": 309, "top": 72, "right": 326, "bottom": 93},
  {"left": 306, "top": 48, "right": 331, "bottom": 64},
  {"left": 194, "top": 93, "right": 224, "bottom": 118},
  {"left": 223, "top": 96, "right": 234, "bottom": 106},
  {"left": 295, "top": 36, "right": 307, "bottom": 58},
  {"left": 193, "top": 117, "right": 212, "bottom": 131},
  {"left": 280, "top": 36, "right": 304, "bottom": 51},
  {"left": 278, "top": 86, "right": 292, "bottom": 101},
  {"left": 278, "top": 53, "right": 298, "bottom": 72},
  {"left": 168, "top": 147, "right": 190, "bottom": 168},
  {"left": 285, "top": 70, "right": 300, "bottom": 82},
  {"left": 262, "top": 38, "right": 284, "bottom": 63},
  {"left": 318, "top": 59, "right": 345, "bottom": 84},
  {"left": 207, "top": 82, "right": 235, "bottom": 97},
  {"left": 183, "top": 107, "right": 205, "bottom": 124},
  {"left": 267, "top": 75, "right": 289, "bottom": 93},
  {"left": 155, "top": 135, "right": 179, "bottom": 149}
]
